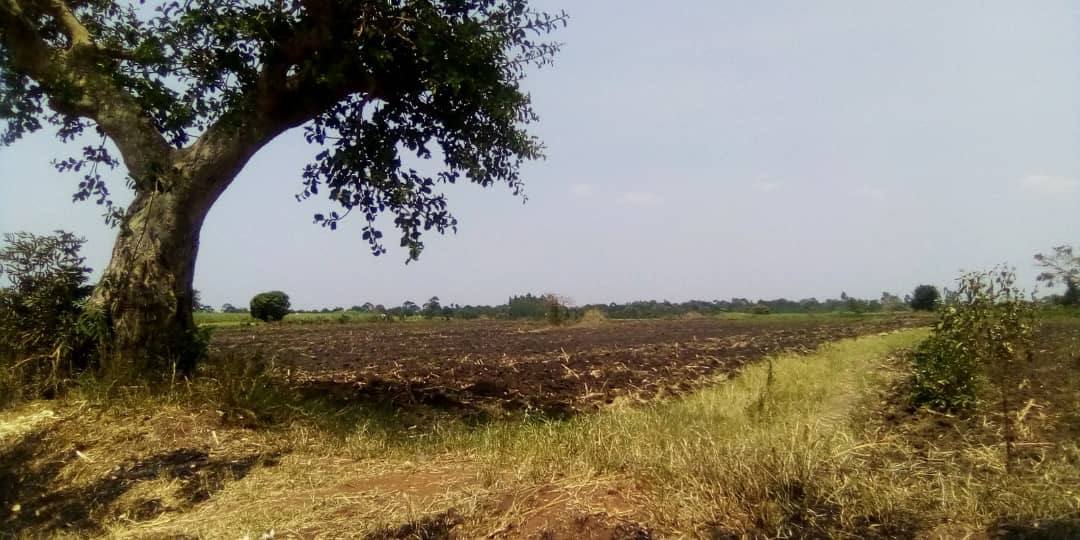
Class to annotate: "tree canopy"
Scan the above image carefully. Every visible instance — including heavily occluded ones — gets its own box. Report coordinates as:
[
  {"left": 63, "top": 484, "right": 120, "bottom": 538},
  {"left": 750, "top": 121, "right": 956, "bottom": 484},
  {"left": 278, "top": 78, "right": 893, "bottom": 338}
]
[{"left": 1, "top": 0, "right": 565, "bottom": 257}]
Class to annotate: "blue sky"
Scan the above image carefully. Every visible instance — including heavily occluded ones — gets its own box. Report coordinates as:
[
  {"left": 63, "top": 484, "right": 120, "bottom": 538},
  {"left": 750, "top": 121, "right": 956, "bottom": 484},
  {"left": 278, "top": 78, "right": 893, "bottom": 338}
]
[{"left": 2, "top": 1, "right": 1079, "bottom": 309}]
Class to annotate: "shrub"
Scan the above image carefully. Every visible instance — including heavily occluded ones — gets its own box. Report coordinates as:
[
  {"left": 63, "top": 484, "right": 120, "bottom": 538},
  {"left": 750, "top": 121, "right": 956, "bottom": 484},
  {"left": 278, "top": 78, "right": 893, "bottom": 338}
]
[
  {"left": 911, "top": 268, "right": 1035, "bottom": 413},
  {"left": 909, "top": 285, "right": 940, "bottom": 311},
  {"left": 250, "top": 291, "right": 291, "bottom": 322},
  {"left": 0, "top": 231, "right": 96, "bottom": 403},
  {"left": 542, "top": 293, "right": 570, "bottom": 325}
]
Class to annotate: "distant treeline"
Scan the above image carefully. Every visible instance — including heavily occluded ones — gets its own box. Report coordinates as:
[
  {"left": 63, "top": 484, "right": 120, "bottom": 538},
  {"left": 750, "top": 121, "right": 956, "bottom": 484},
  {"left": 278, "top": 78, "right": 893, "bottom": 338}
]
[
  {"left": 203, "top": 292, "right": 918, "bottom": 320},
  {"left": 582, "top": 294, "right": 908, "bottom": 319}
]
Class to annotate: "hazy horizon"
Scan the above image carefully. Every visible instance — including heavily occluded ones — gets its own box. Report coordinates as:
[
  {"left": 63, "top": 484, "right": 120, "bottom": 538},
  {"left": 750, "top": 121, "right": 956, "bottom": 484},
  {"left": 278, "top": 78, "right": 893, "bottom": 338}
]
[{"left": 3, "top": 1, "right": 1079, "bottom": 310}]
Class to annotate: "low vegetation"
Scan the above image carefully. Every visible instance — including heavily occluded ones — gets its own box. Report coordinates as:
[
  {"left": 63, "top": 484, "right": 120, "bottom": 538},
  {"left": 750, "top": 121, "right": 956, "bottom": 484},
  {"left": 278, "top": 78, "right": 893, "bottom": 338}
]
[
  {"left": 3, "top": 316, "right": 1077, "bottom": 538},
  {"left": 2, "top": 230, "right": 1077, "bottom": 537},
  {"left": 0, "top": 232, "right": 97, "bottom": 405}
]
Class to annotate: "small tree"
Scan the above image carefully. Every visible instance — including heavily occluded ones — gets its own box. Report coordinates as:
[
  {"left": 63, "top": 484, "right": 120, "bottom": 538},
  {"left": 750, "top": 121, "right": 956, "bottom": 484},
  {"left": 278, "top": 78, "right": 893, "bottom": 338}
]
[
  {"left": 542, "top": 293, "right": 570, "bottom": 325},
  {"left": 880, "top": 291, "right": 907, "bottom": 312},
  {"left": 912, "top": 268, "right": 1035, "bottom": 418},
  {"left": 910, "top": 285, "right": 941, "bottom": 311},
  {"left": 422, "top": 296, "right": 442, "bottom": 319},
  {"left": 250, "top": 291, "right": 291, "bottom": 322},
  {"left": 1035, "top": 245, "right": 1080, "bottom": 307},
  {"left": 0, "top": 231, "right": 96, "bottom": 399}
]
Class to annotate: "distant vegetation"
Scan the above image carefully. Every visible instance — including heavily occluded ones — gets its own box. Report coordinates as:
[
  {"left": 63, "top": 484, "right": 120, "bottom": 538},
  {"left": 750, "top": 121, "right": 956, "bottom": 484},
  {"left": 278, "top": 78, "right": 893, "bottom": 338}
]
[
  {"left": 249, "top": 291, "right": 291, "bottom": 322},
  {"left": 1035, "top": 245, "right": 1080, "bottom": 307},
  {"left": 196, "top": 292, "right": 926, "bottom": 327},
  {"left": 909, "top": 284, "right": 941, "bottom": 311}
]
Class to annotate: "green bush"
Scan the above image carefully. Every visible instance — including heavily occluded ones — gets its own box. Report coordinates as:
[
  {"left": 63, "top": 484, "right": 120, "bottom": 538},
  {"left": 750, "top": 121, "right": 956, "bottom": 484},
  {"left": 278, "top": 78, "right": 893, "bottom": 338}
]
[
  {"left": 911, "top": 268, "right": 1035, "bottom": 412},
  {"left": 250, "top": 291, "right": 291, "bottom": 322},
  {"left": 910, "top": 333, "right": 978, "bottom": 411},
  {"left": 909, "top": 284, "right": 940, "bottom": 311},
  {"left": 0, "top": 231, "right": 96, "bottom": 403}
]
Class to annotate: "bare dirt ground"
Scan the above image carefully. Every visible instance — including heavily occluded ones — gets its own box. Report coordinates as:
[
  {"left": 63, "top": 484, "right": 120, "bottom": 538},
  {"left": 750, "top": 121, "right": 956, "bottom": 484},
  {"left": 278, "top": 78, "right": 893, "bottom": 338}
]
[{"left": 211, "top": 315, "right": 927, "bottom": 417}]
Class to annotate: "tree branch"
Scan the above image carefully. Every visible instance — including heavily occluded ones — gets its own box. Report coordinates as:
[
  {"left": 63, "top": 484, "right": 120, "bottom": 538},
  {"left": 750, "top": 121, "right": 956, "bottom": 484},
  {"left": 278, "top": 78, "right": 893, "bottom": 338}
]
[
  {"left": 44, "top": 0, "right": 90, "bottom": 47},
  {"left": 1, "top": 0, "right": 174, "bottom": 186},
  {"left": 0, "top": 0, "right": 53, "bottom": 76}
]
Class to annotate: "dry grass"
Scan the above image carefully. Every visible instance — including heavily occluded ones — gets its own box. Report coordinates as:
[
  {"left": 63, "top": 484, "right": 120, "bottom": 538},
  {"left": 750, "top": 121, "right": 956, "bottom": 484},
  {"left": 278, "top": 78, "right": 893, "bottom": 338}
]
[
  {"left": 574, "top": 308, "right": 608, "bottom": 327},
  {"left": 3, "top": 327, "right": 1077, "bottom": 539},
  {"left": 456, "top": 331, "right": 936, "bottom": 537}
]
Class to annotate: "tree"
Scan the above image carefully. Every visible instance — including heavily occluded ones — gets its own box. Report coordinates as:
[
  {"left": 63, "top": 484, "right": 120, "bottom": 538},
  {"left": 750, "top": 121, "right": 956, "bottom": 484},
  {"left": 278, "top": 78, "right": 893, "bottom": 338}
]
[
  {"left": 401, "top": 300, "right": 419, "bottom": 319},
  {"left": 910, "top": 285, "right": 941, "bottom": 311},
  {"left": 422, "top": 296, "right": 441, "bottom": 319},
  {"left": 0, "top": 1, "right": 566, "bottom": 375},
  {"left": 1065, "top": 281, "right": 1080, "bottom": 307},
  {"left": 1035, "top": 245, "right": 1080, "bottom": 306},
  {"left": 912, "top": 268, "right": 1035, "bottom": 417},
  {"left": 879, "top": 291, "right": 906, "bottom": 312},
  {"left": 249, "top": 291, "right": 290, "bottom": 322},
  {"left": 0, "top": 231, "right": 96, "bottom": 391},
  {"left": 541, "top": 292, "right": 569, "bottom": 325},
  {"left": 221, "top": 303, "right": 245, "bottom": 314}
]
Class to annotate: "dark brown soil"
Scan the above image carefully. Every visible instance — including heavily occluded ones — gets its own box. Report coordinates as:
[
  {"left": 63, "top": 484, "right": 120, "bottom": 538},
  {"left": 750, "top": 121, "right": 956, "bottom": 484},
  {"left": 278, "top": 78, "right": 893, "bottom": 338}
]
[{"left": 211, "top": 315, "right": 927, "bottom": 417}]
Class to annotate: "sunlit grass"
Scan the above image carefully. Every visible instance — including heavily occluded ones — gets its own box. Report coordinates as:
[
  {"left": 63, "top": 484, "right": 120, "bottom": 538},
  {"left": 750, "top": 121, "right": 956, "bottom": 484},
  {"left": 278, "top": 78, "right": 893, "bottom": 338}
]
[{"left": 5, "top": 327, "right": 1077, "bottom": 538}]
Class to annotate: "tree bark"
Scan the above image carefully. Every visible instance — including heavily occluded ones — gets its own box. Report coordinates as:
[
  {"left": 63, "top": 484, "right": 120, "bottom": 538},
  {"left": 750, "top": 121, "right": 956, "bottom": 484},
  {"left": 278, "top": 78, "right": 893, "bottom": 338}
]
[
  {"left": 87, "top": 118, "right": 279, "bottom": 377},
  {"left": 90, "top": 182, "right": 214, "bottom": 377}
]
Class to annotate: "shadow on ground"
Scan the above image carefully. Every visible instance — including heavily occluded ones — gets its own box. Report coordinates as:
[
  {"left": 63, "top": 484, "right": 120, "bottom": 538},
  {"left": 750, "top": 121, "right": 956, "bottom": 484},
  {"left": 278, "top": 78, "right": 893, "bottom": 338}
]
[
  {"left": 292, "top": 377, "right": 577, "bottom": 428},
  {"left": 990, "top": 517, "right": 1080, "bottom": 540},
  {"left": 0, "top": 424, "right": 278, "bottom": 537}
]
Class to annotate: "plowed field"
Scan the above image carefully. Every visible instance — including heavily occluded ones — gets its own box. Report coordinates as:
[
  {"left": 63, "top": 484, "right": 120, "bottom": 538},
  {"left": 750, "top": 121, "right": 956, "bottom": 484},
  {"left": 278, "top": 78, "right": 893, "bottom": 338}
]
[{"left": 211, "top": 316, "right": 927, "bottom": 416}]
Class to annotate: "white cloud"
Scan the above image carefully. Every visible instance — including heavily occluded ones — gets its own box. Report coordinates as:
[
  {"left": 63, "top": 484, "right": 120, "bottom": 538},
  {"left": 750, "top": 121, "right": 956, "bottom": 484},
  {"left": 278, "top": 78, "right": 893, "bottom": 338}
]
[
  {"left": 751, "top": 179, "right": 781, "bottom": 193},
  {"left": 1020, "top": 175, "right": 1079, "bottom": 194},
  {"left": 570, "top": 183, "right": 595, "bottom": 197},
  {"left": 616, "top": 191, "right": 661, "bottom": 207}
]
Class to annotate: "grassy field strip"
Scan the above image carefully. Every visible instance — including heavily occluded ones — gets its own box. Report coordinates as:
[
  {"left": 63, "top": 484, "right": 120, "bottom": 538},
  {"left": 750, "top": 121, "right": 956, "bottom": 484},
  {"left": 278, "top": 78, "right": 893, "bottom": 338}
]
[{"left": 453, "top": 329, "right": 932, "bottom": 537}]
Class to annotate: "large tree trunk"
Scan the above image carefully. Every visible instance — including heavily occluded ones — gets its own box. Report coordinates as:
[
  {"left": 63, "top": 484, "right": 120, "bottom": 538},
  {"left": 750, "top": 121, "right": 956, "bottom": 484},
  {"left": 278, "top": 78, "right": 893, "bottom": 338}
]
[
  {"left": 84, "top": 110, "right": 281, "bottom": 378},
  {"left": 90, "top": 185, "right": 214, "bottom": 377}
]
